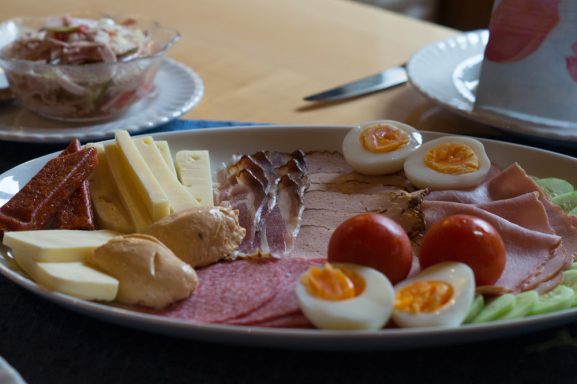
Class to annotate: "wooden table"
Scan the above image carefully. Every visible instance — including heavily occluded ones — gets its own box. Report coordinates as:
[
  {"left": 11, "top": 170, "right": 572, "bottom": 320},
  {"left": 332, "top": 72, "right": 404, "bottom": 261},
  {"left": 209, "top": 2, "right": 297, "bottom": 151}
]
[{"left": 3, "top": 0, "right": 501, "bottom": 139}]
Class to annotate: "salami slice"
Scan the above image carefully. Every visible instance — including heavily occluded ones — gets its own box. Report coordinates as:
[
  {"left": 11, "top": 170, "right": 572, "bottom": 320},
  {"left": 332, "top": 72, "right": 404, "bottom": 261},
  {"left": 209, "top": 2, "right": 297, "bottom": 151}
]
[
  {"left": 151, "top": 260, "right": 280, "bottom": 323},
  {"left": 254, "top": 313, "right": 313, "bottom": 329},
  {"left": 226, "top": 257, "right": 325, "bottom": 325}
]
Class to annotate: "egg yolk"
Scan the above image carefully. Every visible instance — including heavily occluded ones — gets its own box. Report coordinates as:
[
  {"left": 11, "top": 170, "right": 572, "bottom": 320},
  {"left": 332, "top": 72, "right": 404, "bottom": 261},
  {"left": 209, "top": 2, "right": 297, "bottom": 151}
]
[
  {"left": 394, "top": 280, "right": 454, "bottom": 313},
  {"left": 360, "top": 124, "right": 410, "bottom": 153},
  {"left": 424, "top": 143, "right": 480, "bottom": 175},
  {"left": 301, "top": 264, "right": 365, "bottom": 301}
]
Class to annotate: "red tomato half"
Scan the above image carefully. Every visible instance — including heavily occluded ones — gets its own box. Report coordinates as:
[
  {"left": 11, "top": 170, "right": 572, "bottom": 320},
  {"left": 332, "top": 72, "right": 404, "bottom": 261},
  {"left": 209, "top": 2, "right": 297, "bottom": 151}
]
[
  {"left": 419, "top": 214, "right": 506, "bottom": 286},
  {"left": 327, "top": 213, "right": 413, "bottom": 284}
]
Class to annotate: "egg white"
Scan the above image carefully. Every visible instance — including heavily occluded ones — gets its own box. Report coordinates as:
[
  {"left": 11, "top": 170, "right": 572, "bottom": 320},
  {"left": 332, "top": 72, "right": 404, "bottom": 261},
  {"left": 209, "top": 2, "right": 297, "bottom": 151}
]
[
  {"left": 342, "top": 120, "right": 422, "bottom": 175},
  {"left": 296, "top": 263, "right": 394, "bottom": 330},
  {"left": 403, "top": 136, "right": 491, "bottom": 190},
  {"left": 392, "top": 262, "right": 475, "bottom": 328}
]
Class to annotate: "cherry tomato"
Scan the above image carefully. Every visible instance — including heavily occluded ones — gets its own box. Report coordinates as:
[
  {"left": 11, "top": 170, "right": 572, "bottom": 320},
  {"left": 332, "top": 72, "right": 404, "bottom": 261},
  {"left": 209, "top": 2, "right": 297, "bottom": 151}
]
[
  {"left": 327, "top": 213, "right": 412, "bottom": 284},
  {"left": 419, "top": 214, "right": 506, "bottom": 286}
]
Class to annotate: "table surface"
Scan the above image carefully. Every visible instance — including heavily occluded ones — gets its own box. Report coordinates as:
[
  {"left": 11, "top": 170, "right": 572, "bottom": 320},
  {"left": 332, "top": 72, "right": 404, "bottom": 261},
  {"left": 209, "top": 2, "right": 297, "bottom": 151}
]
[
  {"left": 2, "top": 0, "right": 498, "bottom": 135},
  {"left": 2, "top": 1, "right": 577, "bottom": 384}
]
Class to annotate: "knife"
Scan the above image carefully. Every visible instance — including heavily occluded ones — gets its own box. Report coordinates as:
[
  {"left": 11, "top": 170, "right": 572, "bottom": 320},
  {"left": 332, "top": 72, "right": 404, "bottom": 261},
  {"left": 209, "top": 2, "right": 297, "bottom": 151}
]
[{"left": 303, "top": 64, "right": 408, "bottom": 102}]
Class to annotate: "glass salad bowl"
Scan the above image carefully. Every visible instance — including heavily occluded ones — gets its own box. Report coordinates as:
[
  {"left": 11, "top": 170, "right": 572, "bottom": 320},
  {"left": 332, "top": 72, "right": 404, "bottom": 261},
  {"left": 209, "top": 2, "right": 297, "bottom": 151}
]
[{"left": 0, "top": 13, "right": 180, "bottom": 122}]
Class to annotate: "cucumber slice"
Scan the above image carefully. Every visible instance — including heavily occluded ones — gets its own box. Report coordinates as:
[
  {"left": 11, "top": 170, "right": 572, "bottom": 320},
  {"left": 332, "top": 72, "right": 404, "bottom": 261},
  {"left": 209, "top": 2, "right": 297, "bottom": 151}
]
[
  {"left": 536, "top": 178, "right": 574, "bottom": 199},
  {"left": 501, "top": 291, "right": 539, "bottom": 320},
  {"left": 551, "top": 192, "right": 577, "bottom": 213},
  {"left": 463, "top": 295, "right": 485, "bottom": 324},
  {"left": 530, "top": 285, "right": 574, "bottom": 315},
  {"left": 570, "top": 262, "right": 577, "bottom": 271},
  {"left": 472, "top": 294, "right": 515, "bottom": 323},
  {"left": 562, "top": 270, "right": 577, "bottom": 307}
]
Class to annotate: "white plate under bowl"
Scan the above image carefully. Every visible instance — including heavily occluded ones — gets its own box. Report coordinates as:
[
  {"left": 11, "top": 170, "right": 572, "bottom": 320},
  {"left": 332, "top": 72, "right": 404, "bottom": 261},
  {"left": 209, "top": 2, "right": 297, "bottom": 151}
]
[
  {"left": 0, "top": 58, "right": 203, "bottom": 143},
  {"left": 1, "top": 125, "right": 577, "bottom": 351},
  {"left": 407, "top": 30, "right": 577, "bottom": 143}
]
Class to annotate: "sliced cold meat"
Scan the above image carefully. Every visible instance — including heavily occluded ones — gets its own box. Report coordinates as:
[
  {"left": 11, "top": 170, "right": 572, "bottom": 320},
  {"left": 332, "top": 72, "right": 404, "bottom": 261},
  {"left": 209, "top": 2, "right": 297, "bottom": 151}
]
[
  {"left": 216, "top": 151, "right": 308, "bottom": 258},
  {"left": 254, "top": 313, "right": 313, "bottom": 329},
  {"left": 424, "top": 200, "right": 561, "bottom": 294},
  {"left": 226, "top": 257, "right": 324, "bottom": 326},
  {"left": 425, "top": 163, "right": 577, "bottom": 293},
  {"left": 149, "top": 260, "right": 280, "bottom": 323}
]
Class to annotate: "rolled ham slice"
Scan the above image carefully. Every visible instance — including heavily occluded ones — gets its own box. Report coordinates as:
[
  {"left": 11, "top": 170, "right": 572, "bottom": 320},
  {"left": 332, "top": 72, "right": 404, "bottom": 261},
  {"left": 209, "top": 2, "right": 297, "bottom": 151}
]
[
  {"left": 425, "top": 163, "right": 577, "bottom": 293},
  {"left": 424, "top": 200, "right": 561, "bottom": 294}
]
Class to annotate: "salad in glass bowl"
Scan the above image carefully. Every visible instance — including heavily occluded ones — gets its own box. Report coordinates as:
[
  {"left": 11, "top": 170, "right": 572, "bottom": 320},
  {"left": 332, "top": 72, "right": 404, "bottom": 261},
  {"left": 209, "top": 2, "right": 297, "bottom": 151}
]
[{"left": 0, "top": 13, "right": 180, "bottom": 122}]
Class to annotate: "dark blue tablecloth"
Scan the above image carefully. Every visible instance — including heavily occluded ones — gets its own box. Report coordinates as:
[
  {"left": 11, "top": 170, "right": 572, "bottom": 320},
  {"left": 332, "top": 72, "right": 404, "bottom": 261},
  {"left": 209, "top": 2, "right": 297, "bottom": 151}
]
[{"left": 2, "top": 120, "right": 577, "bottom": 384}]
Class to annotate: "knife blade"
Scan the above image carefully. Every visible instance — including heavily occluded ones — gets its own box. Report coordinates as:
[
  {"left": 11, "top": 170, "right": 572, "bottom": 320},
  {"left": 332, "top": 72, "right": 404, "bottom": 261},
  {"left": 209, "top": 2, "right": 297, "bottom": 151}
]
[{"left": 304, "top": 65, "right": 407, "bottom": 102}]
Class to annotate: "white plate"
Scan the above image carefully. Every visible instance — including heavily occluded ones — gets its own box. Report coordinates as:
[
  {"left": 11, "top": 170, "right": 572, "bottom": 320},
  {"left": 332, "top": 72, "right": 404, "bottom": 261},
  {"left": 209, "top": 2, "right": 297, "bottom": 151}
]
[
  {"left": 0, "top": 59, "right": 203, "bottom": 143},
  {"left": 1, "top": 125, "right": 577, "bottom": 351},
  {"left": 407, "top": 30, "right": 577, "bottom": 143}
]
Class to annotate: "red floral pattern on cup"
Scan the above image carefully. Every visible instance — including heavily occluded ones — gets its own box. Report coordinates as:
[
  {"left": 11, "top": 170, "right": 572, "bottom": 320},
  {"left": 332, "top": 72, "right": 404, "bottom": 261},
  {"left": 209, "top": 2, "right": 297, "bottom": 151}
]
[{"left": 485, "top": 0, "right": 560, "bottom": 63}]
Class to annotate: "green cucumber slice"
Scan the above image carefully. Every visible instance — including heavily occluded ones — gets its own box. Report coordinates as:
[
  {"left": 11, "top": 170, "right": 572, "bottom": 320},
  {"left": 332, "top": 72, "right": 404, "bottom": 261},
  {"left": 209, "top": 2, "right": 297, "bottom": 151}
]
[
  {"left": 463, "top": 295, "right": 485, "bottom": 324},
  {"left": 501, "top": 291, "right": 539, "bottom": 320},
  {"left": 536, "top": 178, "right": 574, "bottom": 199},
  {"left": 562, "top": 270, "right": 577, "bottom": 307},
  {"left": 472, "top": 294, "right": 515, "bottom": 323},
  {"left": 570, "top": 262, "right": 577, "bottom": 271},
  {"left": 551, "top": 192, "right": 577, "bottom": 213},
  {"left": 529, "top": 285, "right": 574, "bottom": 315}
]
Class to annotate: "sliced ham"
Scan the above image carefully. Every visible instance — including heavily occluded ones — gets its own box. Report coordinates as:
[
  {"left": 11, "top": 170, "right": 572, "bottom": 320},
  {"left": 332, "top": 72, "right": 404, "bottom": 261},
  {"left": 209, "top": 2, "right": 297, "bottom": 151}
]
[
  {"left": 476, "top": 193, "right": 554, "bottom": 234},
  {"left": 425, "top": 163, "right": 577, "bottom": 293},
  {"left": 423, "top": 200, "right": 561, "bottom": 294}
]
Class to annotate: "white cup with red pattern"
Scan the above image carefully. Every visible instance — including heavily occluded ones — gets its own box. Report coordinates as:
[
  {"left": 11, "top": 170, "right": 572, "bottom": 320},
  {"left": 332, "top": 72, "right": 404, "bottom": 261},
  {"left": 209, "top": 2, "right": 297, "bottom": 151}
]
[{"left": 475, "top": 0, "right": 577, "bottom": 130}]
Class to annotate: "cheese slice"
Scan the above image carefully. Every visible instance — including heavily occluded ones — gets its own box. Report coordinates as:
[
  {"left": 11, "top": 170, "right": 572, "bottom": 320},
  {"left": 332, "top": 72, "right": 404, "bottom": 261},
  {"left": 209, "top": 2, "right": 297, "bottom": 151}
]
[
  {"left": 155, "top": 140, "right": 177, "bottom": 176},
  {"left": 105, "top": 143, "right": 153, "bottom": 231},
  {"left": 115, "top": 130, "right": 170, "bottom": 221},
  {"left": 86, "top": 143, "right": 133, "bottom": 233},
  {"left": 14, "top": 254, "right": 118, "bottom": 301},
  {"left": 3, "top": 229, "right": 119, "bottom": 262},
  {"left": 175, "top": 150, "right": 214, "bottom": 206},
  {"left": 134, "top": 136, "right": 199, "bottom": 213}
]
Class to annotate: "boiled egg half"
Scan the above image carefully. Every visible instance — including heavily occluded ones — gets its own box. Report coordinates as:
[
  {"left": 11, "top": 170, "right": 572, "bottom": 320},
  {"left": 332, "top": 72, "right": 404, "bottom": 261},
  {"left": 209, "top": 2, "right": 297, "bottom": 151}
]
[
  {"left": 403, "top": 136, "right": 491, "bottom": 190},
  {"left": 342, "top": 120, "right": 422, "bottom": 175},
  {"left": 392, "top": 262, "right": 475, "bottom": 328},
  {"left": 296, "top": 263, "right": 394, "bottom": 330}
]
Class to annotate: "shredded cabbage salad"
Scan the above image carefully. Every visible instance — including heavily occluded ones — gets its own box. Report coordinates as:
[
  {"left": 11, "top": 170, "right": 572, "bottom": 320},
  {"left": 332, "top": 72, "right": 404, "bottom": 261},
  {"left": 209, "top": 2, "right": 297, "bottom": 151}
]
[
  {"left": 6, "top": 16, "right": 154, "bottom": 64},
  {"left": 1, "top": 16, "right": 164, "bottom": 120}
]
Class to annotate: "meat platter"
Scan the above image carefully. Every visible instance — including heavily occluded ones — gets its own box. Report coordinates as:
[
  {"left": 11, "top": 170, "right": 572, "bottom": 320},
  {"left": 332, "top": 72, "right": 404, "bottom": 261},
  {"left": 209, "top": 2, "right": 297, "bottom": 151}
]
[{"left": 1, "top": 124, "right": 577, "bottom": 350}]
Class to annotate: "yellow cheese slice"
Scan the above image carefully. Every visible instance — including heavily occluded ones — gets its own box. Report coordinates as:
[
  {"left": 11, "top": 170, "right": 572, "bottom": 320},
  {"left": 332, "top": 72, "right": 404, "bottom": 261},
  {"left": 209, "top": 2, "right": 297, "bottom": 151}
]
[
  {"left": 134, "top": 136, "right": 199, "bottom": 213},
  {"left": 155, "top": 140, "right": 177, "bottom": 176},
  {"left": 105, "top": 143, "right": 153, "bottom": 231},
  {"left": 115, "top": 130, "right": 170, "bottom": 221},
  {"left": 14, "top": 254, "right": 118, "bottom": 301},
  {"left": 3, "top": 229, "right": 120, "bottom": 262},
  {"left": 175, "top": 150, "right": 214, "bottom": 206},
  {"left": 86, "top": 143, "right": 133, "bottom": 233}
]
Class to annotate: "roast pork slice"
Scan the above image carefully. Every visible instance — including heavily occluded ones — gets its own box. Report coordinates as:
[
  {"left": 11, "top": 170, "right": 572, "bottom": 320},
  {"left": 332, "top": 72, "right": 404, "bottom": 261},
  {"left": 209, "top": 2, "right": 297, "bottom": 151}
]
[{"left": 292, "top": 189, "right": 427, "bottom": 259}]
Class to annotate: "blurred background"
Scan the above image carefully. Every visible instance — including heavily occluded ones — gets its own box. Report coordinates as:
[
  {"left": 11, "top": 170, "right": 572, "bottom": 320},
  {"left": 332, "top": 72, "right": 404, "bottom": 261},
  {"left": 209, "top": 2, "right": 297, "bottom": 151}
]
[{"left": 353, "top": 0, "right": 494, "bottom": 30}]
